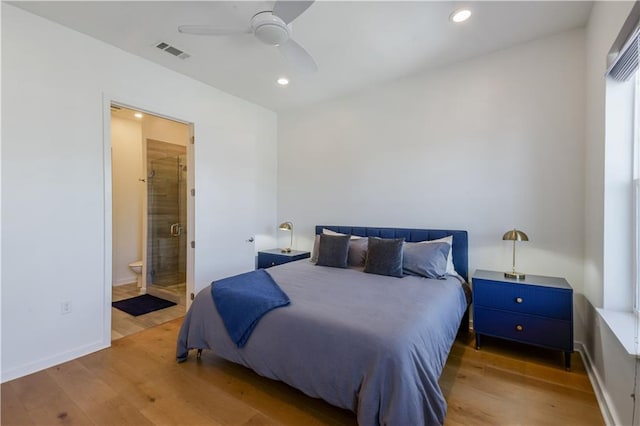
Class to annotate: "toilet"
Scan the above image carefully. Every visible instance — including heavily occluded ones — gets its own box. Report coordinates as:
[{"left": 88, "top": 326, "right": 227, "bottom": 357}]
[{"left": 128, "top": 260, "right": 143, "bottom": 288}]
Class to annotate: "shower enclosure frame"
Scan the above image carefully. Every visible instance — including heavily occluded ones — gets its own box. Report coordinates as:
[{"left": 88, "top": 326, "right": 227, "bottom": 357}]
[{"left": 143, "top": 139, "right": 188, "bottom": 301}]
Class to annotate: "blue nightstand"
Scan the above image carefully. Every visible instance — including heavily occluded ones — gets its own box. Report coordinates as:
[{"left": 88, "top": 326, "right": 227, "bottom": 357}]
[
  {"left": 257, "top": 249, "right": 310, "bottom": 269},
  {"left": 472, "top": 269, "right": 574, "bottom": 370}
]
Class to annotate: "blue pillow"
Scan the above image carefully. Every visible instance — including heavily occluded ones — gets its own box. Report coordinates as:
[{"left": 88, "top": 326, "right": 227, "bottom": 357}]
[
  {"left": 316, "top": 234, "right": 351, "bottom": 268},
  {"left": 403, "top": 241, "right": 450, "bottom": 279},
  {"left": 364, "top": 237, "right": 405, "bottom": 278}
]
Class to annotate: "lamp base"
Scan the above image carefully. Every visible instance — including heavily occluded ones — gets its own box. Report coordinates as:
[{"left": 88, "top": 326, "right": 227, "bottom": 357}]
[
  {"left": 504, "top": 271, "right": 525, "bottom": 280},
  {"left": 281, "top": 248, "right": 292, "bottom": 253}
]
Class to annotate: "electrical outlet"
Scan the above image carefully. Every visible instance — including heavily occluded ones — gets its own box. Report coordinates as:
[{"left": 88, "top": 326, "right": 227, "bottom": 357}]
[{"left": 61, "top": 301, "right": 72, "bottom": 315}]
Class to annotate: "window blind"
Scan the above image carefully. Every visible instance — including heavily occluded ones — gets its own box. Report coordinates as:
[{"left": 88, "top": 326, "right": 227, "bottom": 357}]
[
  {"left": 608, "top": 2, "right": 640, "bottom": 82},
  {"left": 608, "top": 30, "right": 640, "bottom": 81}
]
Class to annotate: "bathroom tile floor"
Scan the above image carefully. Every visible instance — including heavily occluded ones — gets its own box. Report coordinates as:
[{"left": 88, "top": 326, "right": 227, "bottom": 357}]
[{"left": 111, "top": 283, "right": 187, "bottom": 341}]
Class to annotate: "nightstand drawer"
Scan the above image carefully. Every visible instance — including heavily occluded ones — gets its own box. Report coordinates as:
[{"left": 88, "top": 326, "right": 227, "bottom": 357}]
[
  {"left": 473, "top": 279, "right": 572, "bottom": 320},
  {"left": 258, "top": 253, "right": 288, "bottom": 268},
  {"left": 474, "top": 307, "right": 572, "bottom": 351},
  {"left": 257, "top": 250, "right": 311, "bottom": 269}
]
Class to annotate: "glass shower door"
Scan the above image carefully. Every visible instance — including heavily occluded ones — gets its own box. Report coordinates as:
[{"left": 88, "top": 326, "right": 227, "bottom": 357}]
[{"left": 147, "top": 154, "right": 186, "bottom": 292}]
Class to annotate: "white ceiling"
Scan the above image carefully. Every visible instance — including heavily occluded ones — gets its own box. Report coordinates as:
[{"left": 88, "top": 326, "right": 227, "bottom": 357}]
[{"left": 12, "top": 1, "right": 593, "bottom": 111}]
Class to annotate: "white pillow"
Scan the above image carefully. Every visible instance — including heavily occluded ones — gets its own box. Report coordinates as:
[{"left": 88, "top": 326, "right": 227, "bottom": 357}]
[
  {"left": 322, "top": 228, "right": 362, "bottom": 239},
  {"left": 416, "top": 236, "right": 457, "bottom": 276}
]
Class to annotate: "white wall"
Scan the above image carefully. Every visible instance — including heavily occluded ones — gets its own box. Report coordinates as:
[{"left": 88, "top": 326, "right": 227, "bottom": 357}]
[
  {"left": 1, "top": 4, "right": 277, "bottom": 381},
  {"left": 583, "top": 2, "right": 639, "bottom": 425},
  {"left": 279, "top": 21, "right": 640, "bottom": 423},
  {"left": 111, "top": 115, "right": 143, "bottom": 285},
  {"left": 141, "top": 113, "right": 189, "bottom": 147},
  {"left": 278, "top": 29, "right": 586, "bottom": 292}
]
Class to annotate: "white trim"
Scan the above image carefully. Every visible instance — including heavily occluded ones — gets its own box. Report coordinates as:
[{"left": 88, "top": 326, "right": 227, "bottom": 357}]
[
  {"left": 110, "top": 101, "right": 191, "bottom": 125},
  {"left": 186, "top": 124, "right": 195, "bottom": 309},
  {"left": 634, "top": 73, "right": 640, "bottom": 315},
  {"left": 574, "top": 341, "right": 618, "bottom": 426},
  {"left": 597, "top": 308, "right": 640, "bottom": 355},
  {"left": 102, "top": 93, "right": 113, "bottom": 351},
  {"left": 1, "top": 340, "right": 105, "bottom": 383},
  {"left": 113, "top": 279, "right": 138, "bottom": 287}
]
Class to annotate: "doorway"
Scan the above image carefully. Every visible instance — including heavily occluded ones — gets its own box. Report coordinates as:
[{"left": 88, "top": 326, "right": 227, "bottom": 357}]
[{"left": 109, "top": 103, "right": 193, "bottom": 340}]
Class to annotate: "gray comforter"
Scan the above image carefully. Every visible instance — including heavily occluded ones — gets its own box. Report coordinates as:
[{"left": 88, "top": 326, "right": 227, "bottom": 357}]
[{"left": 177, "top": 260, "right": 467, "bottom": 425}]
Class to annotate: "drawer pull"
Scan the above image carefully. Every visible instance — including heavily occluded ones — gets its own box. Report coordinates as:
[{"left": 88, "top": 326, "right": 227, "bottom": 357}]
[
  {"left": 515, "top": 297, "right": 523, "bottom": 304},
  {"left": 515, "top": 324, "right": 524, "bottom": 332}
]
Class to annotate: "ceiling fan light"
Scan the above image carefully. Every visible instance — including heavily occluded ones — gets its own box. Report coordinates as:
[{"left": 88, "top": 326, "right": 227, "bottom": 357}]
[
  {"left": 252, "top": 12, "right": 290, "bottom": 45},
  {"left": 255, "top": 24, "right": 289, "bottom": 45}
]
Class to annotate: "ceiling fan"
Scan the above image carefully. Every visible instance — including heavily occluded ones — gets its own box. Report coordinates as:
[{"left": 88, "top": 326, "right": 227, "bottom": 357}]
[{"left": 178, "top": 1, "right": 318, "bottom": 73}]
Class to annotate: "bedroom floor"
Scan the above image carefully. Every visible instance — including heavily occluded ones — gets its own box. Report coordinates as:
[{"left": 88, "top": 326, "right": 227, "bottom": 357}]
[
  {"left": 1, "top": 320, "right": 604, "bottom": 425},
  {"left": 441, "top": 334, "right": 603, "bottom": 425}
]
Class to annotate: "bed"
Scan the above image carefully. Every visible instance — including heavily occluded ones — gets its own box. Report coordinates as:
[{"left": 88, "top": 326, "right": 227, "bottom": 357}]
[{"left": 177, "top": 226, "right": 470, "bottom": 425}]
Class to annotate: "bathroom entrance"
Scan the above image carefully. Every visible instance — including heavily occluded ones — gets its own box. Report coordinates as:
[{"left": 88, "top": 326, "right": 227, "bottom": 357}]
[{"left": 110, "top": 104, "right": 192, "bottom": 340}]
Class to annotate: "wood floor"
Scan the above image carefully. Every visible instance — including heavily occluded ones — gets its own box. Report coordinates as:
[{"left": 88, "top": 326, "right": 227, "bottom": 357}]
[
  {"left": 2, "top": 320, "right": 604, "bottom": 426},
  {"left": 111, "top": 283, "right": 186, "bottom": 341}
]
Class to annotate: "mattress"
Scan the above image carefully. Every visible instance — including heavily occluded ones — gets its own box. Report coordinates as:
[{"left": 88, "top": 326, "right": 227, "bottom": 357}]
[{"left": 177, "top": 259, "right": 468, "bottom": 425}]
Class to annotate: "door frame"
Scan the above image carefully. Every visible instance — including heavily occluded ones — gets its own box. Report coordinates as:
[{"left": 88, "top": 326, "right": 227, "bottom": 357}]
[{"left": 102, "top": 93, "right": 195, "bottom": 345}]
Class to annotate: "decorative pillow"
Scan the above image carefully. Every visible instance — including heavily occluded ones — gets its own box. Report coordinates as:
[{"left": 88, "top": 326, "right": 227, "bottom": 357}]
[
  {"left": 415, "top": 235, "right": 457, "bottom": 276},
  {"left": 348, "top": 238, "right": 368, "bottom": 267},
  {"left": 364, "top": 237, "right": 405, "bottom": 278},
  {"left": 403, "top": 241, "right": 450, "bottom": 279},
  {"left": 316, "top": 234, "right": 351, "bottom": 268},
  {"left": 310, "top": 234, "right": 321, "bottom": 263},
  {"left": 311, "top": 229, "right": 363, "bottom": 263},
  {"left": 432, "top": 235, "right": 456, "bottom": 275}
]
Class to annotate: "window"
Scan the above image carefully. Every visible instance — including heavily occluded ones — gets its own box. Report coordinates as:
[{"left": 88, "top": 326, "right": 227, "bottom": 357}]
[
  {"left": 605, "top": 19, "right": 640, "bottom": 313},
  {"left": 635, "top": 73, "right": 640, "bottom": 313}
]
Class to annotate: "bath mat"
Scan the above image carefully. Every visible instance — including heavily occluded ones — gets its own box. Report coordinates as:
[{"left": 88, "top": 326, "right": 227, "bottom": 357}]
[{"left": 112, "top": 294, "right": 176, "bottom": 316}]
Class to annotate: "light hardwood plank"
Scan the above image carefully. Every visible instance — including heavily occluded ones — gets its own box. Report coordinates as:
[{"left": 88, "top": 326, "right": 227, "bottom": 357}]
[
  {"left": 0, "top": 382, "right": 36, "bottom": 426},
  {"left": 2, "top": 321, "right": 604, "bottom": 426}
]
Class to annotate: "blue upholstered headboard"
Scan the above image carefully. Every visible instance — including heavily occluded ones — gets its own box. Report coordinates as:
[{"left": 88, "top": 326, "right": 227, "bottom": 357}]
[{"left": 316, "top": 226, "right": 469, "bottom": 282}]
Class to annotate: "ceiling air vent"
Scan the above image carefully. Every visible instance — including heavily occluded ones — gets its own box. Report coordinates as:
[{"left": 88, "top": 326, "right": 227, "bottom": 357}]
[{"left": 155, "top": 41, "right": 191, "bottom": 60}]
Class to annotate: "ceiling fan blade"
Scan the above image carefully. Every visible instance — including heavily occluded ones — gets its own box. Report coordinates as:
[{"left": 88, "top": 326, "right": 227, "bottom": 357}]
[
  {"left": 178, "top": 25, "right": 252, "bottom": 36},
  {"left": 272, "top": 1, "right": 314, "bottom": 24},
  {"left": 278, "top": 39, "right": 318, "bottom": 73}
]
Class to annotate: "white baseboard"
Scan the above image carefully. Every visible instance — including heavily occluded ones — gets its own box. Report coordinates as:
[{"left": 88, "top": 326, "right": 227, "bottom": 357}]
[
  {"left": 113, "top": 277, "right": 137, "bottom": 286},
  {"left": 1, "top": 339, "right": 108, "bottom": 383},
  {"left": 574, "top": 341, "right": 618, "bottom": 426}
]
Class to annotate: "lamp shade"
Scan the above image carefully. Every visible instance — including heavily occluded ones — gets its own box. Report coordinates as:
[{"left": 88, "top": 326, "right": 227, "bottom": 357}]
[
  {"left": 502, "top": 229, "right": 529, "bottom": 242},
  {"left": 278, "top": 222, "right": 293, "bottom": 231}
]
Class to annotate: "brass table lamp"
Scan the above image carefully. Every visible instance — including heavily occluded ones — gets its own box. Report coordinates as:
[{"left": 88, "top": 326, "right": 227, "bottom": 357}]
[
  {"left": 503, "top": 228, "right": 528, "bottom": 279},
  {"left": 279, "top": 221, "right": 293, "bottom": 253}
]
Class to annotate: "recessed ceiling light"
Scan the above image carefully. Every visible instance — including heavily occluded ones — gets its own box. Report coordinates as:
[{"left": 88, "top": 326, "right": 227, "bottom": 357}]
[
  {"left": 450, "top": 9, "right": 472, "bottom": 23},
  {"left": 134, "top": 112, "right": 143, "bottom": 118},
  {"left": 277, "top": 77, "right": 289, "bottom": 86}
]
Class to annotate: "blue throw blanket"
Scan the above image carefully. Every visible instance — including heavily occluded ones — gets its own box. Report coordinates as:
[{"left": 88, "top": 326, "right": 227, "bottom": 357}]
[{"left": 212, "top": 269, "right": 290, "bottom": 348}]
